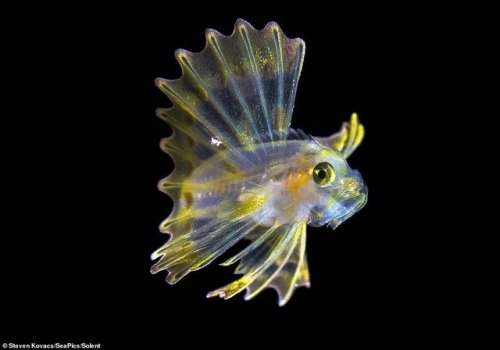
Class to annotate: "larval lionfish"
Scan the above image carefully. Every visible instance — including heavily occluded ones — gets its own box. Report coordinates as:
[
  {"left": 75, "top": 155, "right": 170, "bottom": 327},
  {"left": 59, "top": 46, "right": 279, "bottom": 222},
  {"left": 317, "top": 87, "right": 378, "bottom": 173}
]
[{"left": 151, "top": 19, "right": 367, "bottom": 306}]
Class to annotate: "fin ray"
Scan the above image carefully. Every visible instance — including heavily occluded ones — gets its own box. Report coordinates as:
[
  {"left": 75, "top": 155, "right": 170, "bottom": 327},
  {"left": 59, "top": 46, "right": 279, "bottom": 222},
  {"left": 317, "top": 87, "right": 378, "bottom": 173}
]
[{"left": 266, "top": 230, "right": 307, "bottom": 306}]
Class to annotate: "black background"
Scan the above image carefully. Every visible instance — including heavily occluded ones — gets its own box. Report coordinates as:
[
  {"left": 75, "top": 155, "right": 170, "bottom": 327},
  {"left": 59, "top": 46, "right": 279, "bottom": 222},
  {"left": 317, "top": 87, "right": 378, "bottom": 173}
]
[{"left": 3, "top": 4, "right": 468, "bottom": 347}]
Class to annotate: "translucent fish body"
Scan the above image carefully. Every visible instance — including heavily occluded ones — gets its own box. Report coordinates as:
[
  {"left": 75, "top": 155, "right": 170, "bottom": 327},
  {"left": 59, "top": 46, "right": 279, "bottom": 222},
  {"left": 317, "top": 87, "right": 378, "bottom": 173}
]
[{"left": 152, "top": 19, "right": 367, "bottom": 305}]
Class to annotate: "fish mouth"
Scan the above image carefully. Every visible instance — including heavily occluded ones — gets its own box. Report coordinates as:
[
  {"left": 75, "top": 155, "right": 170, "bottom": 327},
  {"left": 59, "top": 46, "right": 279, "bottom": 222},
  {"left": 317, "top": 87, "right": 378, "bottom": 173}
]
[{"left": 327, "top": 185, "right": 368, "bottom": 230}]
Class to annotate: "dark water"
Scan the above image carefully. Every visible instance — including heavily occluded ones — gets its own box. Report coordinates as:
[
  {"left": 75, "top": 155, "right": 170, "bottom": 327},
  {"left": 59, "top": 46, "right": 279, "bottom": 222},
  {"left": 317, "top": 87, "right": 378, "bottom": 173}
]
[{"left": 3, "top": 4, "right": 466, "bottom": 348}]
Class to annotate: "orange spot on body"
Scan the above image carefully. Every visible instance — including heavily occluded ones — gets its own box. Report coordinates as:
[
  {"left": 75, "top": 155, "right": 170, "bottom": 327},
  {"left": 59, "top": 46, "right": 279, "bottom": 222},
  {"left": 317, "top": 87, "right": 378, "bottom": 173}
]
[{"left": 285, "top": 171, "right": 309, "bottom": 194}]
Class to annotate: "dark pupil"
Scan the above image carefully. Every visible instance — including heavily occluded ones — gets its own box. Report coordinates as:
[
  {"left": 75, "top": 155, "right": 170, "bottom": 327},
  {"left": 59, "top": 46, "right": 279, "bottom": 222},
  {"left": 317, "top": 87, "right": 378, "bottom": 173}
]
[{"left": 317, "top": 169, "right": 327, "bottom": 180}]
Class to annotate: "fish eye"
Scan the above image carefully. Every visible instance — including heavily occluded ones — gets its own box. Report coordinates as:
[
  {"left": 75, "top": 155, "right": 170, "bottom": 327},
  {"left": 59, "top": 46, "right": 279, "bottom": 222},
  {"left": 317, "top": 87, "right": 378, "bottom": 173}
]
[{"left": 313, "top": 162, "right": 336, "bottom": 187}]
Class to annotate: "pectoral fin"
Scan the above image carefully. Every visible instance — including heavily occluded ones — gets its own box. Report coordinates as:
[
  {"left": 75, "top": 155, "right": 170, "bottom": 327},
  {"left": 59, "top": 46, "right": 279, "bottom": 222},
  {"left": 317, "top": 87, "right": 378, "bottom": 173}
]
[{"left": 207, "top": 222, "right": 309, "bottom": 305}]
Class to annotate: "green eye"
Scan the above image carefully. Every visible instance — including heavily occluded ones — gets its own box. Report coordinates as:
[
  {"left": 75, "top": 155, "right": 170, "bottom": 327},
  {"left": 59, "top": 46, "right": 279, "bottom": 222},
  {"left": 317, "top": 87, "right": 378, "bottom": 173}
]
[{"left": 313, "top": 162, "right": 336, "bottom": 186}]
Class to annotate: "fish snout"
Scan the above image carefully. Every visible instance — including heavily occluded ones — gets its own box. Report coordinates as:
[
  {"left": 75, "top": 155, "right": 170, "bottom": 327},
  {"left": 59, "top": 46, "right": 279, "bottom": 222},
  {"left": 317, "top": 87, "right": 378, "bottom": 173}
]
[{"left": 340, "top": 170, "right": 366, "bottom": 198}]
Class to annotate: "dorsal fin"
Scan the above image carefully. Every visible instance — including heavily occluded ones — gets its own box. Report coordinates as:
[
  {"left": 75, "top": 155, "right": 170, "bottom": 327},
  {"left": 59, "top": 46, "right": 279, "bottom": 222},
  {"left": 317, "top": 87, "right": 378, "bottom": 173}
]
[
  {"left": 156, "top": 19, "right": 306, "bottom": 154},
  {"left": 258, "top": 127, "right": 311, "bottom": 143}
]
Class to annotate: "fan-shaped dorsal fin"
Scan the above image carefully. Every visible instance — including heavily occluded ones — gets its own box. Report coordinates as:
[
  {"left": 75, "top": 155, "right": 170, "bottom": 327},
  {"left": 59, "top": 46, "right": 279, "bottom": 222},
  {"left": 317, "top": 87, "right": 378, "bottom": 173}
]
[{"left": 156, "top": 19, "right": 306, "bottom": 153}]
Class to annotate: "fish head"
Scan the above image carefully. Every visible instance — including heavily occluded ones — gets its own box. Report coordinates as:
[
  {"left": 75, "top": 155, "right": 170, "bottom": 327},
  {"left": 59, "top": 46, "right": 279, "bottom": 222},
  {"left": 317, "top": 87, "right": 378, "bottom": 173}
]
[{"left": 304, "top": 143, "right": 367, "bottom": 228}]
